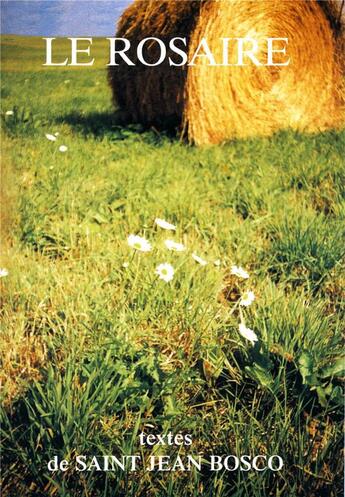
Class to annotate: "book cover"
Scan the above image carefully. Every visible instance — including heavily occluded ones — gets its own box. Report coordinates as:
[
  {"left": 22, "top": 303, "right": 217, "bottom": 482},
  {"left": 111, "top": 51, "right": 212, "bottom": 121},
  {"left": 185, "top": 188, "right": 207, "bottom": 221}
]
[{"left": 1, "top": 1, "right": 344, "bottom": 496}]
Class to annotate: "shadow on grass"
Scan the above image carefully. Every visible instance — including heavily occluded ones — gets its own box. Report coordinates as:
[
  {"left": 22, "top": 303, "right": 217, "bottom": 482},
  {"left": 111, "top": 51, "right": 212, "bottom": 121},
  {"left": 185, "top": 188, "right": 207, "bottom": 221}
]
[
  {"left": 54, "top": 111, "right": 344, "bottom": 148},
  {"left": 54, "top": 110, "right": 179, "bottom": 144}
]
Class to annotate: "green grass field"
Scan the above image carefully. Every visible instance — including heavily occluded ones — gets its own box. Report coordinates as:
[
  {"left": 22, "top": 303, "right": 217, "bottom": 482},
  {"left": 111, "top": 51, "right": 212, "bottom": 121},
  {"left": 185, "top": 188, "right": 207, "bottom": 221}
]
[{"left": 1, "top": 36, "right": 344, "bottom": 497}]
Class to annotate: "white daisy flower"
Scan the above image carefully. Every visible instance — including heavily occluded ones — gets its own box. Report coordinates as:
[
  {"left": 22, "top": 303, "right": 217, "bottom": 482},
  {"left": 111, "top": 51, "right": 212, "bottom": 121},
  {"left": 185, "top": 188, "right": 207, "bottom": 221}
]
[
  {"left": 0, "top": 268, "right": 9, "bottom": 277},
  {"left": 164, "top": 239, "right": 186, "bottom": 252},
  {"left": 127, "top": 234, "right": 152, "bottom": 252},
  {"left": 155, "top": 263, "right": 174, "bottom": 282},
  {"left": 192, "top": 253, "right": 207, "bottom": 266},
  {"left": 238, "top": 322, "right": 258, "bottom": 345},
  {"left": 45, "top": 133, "right": 57, "bottom": 142},
  {"left": 240, "top": 290, "right": 255, "bottom": 307},
  {"left": 59, "top": 145, "right": 68, "bottom": 152},
  {"left": 5, "top": 110, "right": 14, "bottom": 116},
  {"left": 214, "top": 259, "right": 221, "bottom": 267},
  {"left": 122, "top": 262, "right": 129, "bottom": 268},
  {"left": 231, "top": 265, "right": 249, "bottom": 279},
  {"left": 155, "top": 218, "right": 176, "bottom": 231}
]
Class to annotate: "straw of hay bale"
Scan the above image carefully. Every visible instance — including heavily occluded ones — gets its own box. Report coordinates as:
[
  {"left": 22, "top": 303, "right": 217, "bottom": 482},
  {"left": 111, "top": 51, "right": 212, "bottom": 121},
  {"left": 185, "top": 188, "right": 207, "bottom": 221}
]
[
  {"left": 321, "top": 0, "right": 345, "bottom": 71},
  {"left": 109, "top": 0, "right": 344, "bottom": 145},
  {"left": 186, "top": 0, "right": 344, "bottom": 144}
]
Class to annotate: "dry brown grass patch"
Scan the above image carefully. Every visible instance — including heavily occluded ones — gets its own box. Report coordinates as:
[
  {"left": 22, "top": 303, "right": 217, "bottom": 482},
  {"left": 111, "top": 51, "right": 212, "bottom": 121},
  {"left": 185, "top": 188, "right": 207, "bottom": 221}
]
[{"left": 0, "top": 328, "right": 47, "bottom": 405}]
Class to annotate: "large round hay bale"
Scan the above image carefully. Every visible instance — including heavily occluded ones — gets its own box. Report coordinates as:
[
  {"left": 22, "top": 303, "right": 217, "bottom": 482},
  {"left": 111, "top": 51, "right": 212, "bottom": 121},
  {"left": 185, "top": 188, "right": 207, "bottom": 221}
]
[
  {"left": 186, "top": 0, "right": 344, "bottom": 144},
  {"left": 108, "top": 0, "right": 201, "bottom": 126},
  {"left": 109, "top": 0, "right": 344, "bottom": 145}
]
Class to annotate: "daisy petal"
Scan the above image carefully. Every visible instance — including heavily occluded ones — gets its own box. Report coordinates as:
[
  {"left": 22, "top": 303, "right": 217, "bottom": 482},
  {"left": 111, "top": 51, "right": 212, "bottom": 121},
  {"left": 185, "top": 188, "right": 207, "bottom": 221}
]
[
  {"left": 192, "top": 253, "right": 207, "bottom": 266},
  {"left": 231, "top": 265, "right": 249, "bottom": 279},
  {"left": 155, "top": 218, "right": 176, "bottom": 231},
  {"left": 240, "top": 291, "right": 255, "bottom": 307},
  {"left": 164, "top": 239, "right": 186, "bottom": 252},
  {"left": 238, "top": 323, "right": 258, "bottom": 345},
  {"left": 155, "top": 262, "right": 174, "bottom": 282},
  {"left": 127, "top": 234, "right": 152, "bottom": 252}
]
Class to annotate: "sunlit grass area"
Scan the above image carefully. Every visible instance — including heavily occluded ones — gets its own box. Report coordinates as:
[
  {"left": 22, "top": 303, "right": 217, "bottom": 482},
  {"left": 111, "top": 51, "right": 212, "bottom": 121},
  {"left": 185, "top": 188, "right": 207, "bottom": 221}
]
[{"left": 1, "top": 35, "right": 344, "bottom": 497}]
